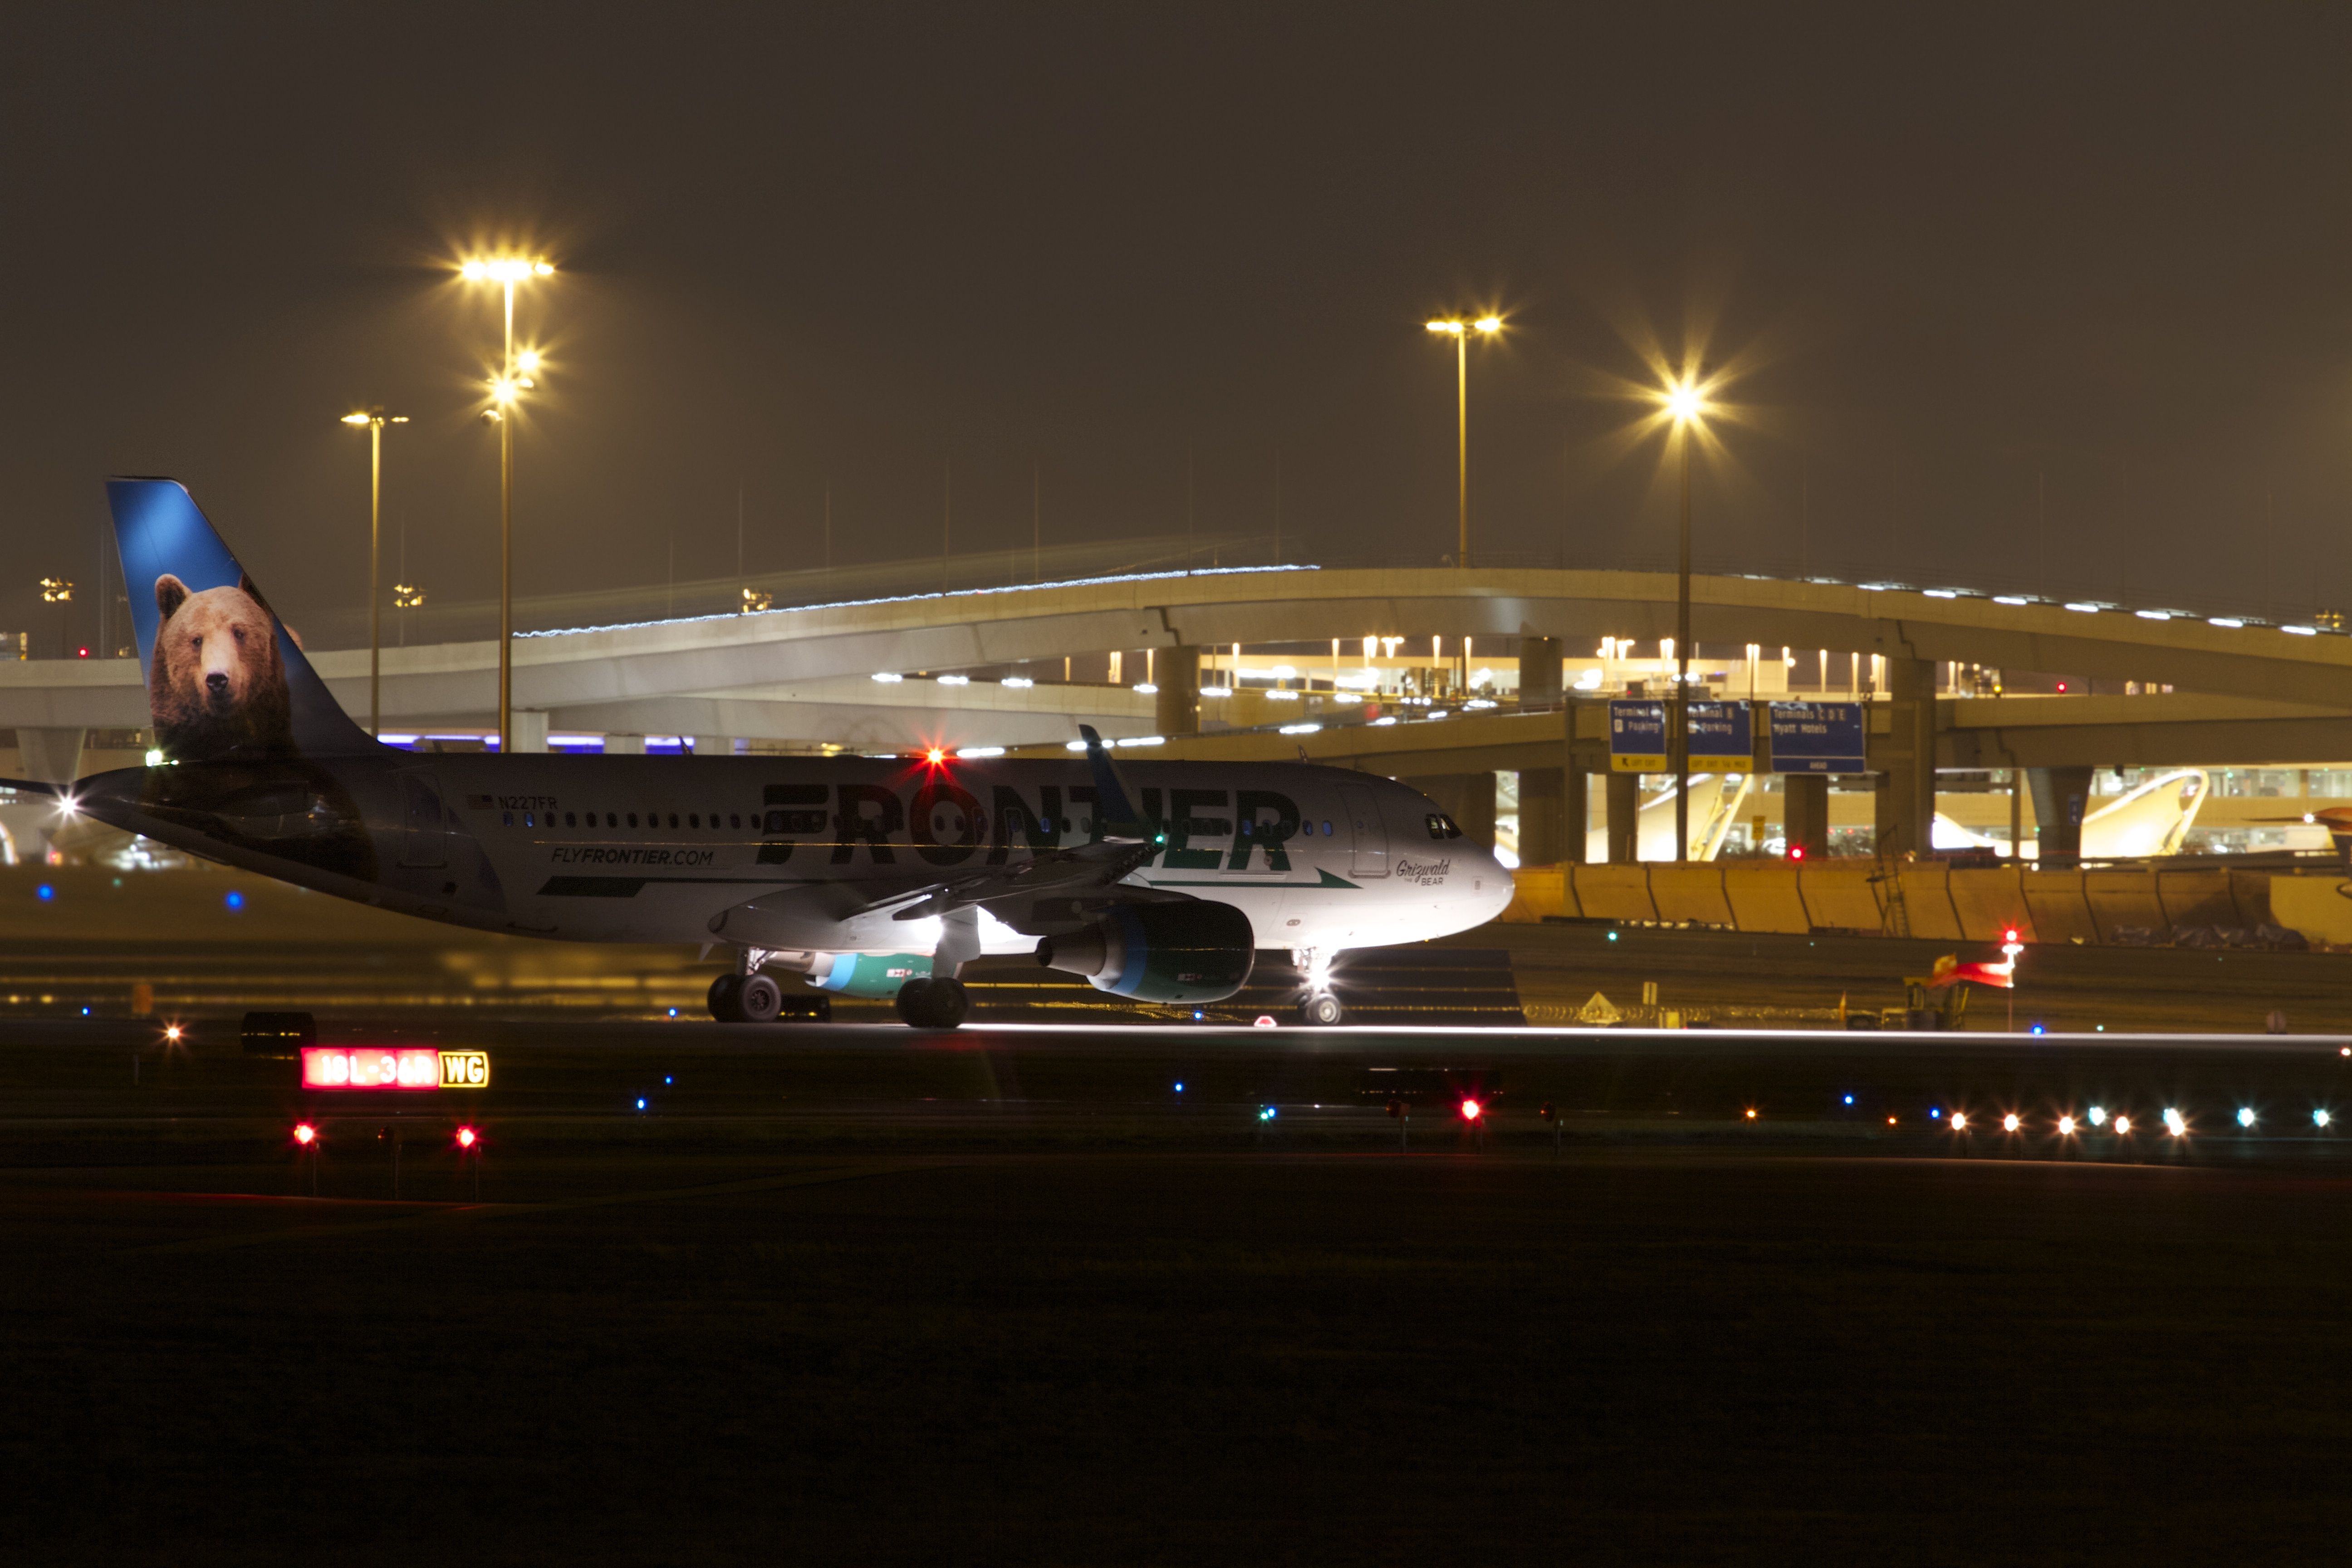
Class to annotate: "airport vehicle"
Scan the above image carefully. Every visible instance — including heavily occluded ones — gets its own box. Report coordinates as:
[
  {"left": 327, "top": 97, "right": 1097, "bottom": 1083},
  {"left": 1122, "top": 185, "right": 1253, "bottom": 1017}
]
[{"left": 24, "top": 479, "right": 1512, "bottom": 1027}]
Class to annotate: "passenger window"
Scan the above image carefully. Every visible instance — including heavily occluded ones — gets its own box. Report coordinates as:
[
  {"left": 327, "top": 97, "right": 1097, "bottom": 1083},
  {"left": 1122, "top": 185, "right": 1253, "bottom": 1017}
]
[
  {"left": 565, "top": 812, "right": 576, "bottom": 828},
  {"left": 627, "top": 813, "right": 638, "bottom": 828},
  {"left": 1322, "top": 820, "right": 1333, "bottom": 836},
  {"left": 668, "top": 813, "right": 679, "bottom": 829},
  {"left": 689, "top": 813, "right": 700, "bottom": 828},
  {"left": 524, "top": 812, "right": 535, "bottom": 828},
  {"left": 502, "top": 811, "right": 513, "bottom": 827},
  {"left": 730, "top": 813, "right": 741, "bottom": 829},
  {"left": 606, "top": 813, "right": 617, "bottom": 828}
]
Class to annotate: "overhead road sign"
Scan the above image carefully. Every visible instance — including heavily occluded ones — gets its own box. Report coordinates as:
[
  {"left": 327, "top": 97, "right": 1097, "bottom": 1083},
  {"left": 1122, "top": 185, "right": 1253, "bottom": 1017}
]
[
  {"left": 1608, "top": 700, "right": 1666, "bottom": 772},
  {"left": 1687, "top": 701, "right": 1752, "bottom": 773},
  {"left": 1768, "top": 701, "right": 1866, "bottom": 774}
]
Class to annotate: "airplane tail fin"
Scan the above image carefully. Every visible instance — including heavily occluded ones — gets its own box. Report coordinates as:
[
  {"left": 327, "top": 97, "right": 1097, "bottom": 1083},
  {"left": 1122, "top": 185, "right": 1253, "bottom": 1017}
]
[{"left": 106, "top": 478, "right": 379, "bottom": 762}]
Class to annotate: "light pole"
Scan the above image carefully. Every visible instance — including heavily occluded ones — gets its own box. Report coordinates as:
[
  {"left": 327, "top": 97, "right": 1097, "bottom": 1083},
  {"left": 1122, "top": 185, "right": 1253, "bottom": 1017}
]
[
  {"left": 1660, "top": 379, "right": 1710, "bottom": 862},
  {"left": 461, "top": 255, "right": 554, "bottom": 751},
  {"left": 38, "top": 577, "right": 72, "bottom": 658},
  {"left": 340, "top": 408, "right": 408, "bottom": 736},
  {"left": 1424, "top": 315, "right": 1502, "bottom": 567}
]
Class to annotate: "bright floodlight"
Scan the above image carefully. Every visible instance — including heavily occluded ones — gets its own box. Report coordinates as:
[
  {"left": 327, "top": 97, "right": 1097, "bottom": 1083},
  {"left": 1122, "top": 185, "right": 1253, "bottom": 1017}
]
[
  {"left": 1425, "top": 319, "right": 1465, "bottom": 335},
  {"left": 2057, "top": 1115, "right": 2076, "bottom": 1136},
  {"left": 2164, "top": 1108, "right": 2187, "bottom": 1135},
  {"left": 1473, "top": 316, "right": 1503, "bottom": 333},
  {"left": 341, "top": 412, "right": 371, "bottom": 426},
  {"left": 2113, "top": 1115, "right": 2132, "bottom": 1134},
  {"left": 2315, "top": 1109, "right": 2332, "bottom": 1129},
  {"left": 517, "top": 350, "right": 542, "bottom": 373},
  {"left": 1663, "top": 380, "right": 1708, "bottom": 424},
  {"left": 2002, "top": 1113, "right": 2021, "bottom": 1132},
  {"left": 2088, "top": 1106, "right": 2107, "bottom": 1126},
  {"left": 2238, "top": 1107, "right": 2257, "bottom": 1128},
  {"left": 1948, "top": 1112, "right": 1966, "bottom": 1130}
]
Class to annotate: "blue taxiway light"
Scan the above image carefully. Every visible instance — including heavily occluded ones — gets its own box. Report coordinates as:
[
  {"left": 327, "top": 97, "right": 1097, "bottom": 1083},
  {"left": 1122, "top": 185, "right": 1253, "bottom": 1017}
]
[
  {"left": 1842, "top": 1094, "right": 1854, "bottom": 1105},
  {"left": 224, "top": 890, "right": 244, "bottom": 911},
  {"left": 636, "top": 1098, "right": 647, "bottom": 1111},
  {"left": 1174, "top": 1082, "right": 1184, "bottom": 1093},
  {"left": 35, "top": 884, "right": 53, "bottom": 902}
]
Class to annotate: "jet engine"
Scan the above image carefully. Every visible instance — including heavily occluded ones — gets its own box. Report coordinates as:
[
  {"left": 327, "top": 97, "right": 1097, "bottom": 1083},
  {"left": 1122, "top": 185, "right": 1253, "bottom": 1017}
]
[{"left": 1035, "top": 900, "right": 1255, "bottom": 1003}]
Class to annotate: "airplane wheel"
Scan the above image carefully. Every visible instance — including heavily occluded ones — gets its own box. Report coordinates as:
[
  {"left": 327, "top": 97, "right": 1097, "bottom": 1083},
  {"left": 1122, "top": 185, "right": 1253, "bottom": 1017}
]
[
  {"left": 1298, "top": 993, "right": 1344, "bottom": 1026},
  {"left": 737, "top": 973, "right": 783, "bottom": 1024},
  {"left": 895, "top": 977, "right": 969, "bottom": 1029},
  {"left": 707, "top": 974, "right": 743, "bottom": 1023},
  {"left": 927, "top": 977, "right": 970, "bottom": 1029}
]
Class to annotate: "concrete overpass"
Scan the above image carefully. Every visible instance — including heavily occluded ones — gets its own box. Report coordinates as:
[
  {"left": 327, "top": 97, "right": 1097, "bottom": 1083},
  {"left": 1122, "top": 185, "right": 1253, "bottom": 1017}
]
[{"left": 9, "top": 561, "right": 2352, "bottom": 858}]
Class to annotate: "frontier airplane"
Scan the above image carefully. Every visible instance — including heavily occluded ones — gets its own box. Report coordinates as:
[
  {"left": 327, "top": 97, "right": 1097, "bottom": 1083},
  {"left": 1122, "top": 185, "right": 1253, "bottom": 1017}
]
[{"left": 20, "top": 480, "right": 1513, "bottom": 1028}]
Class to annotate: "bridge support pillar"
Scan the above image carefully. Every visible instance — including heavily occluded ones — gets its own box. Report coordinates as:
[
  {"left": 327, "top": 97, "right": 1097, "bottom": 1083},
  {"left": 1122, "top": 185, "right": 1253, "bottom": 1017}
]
[
  {"left": 1872, "top": 658, "right": 1937, "bottom": 858},
  {"left": 1519, "top": 768, "right": 1567, "bottom": 866},
  {"left": 1407, "top": 773, "right": 1497, "bottom": 851},
  {"left": 1605, "top": 771, "right": 1639, "bottom": 864},
  {"left": 1784, "top": 774, "right": 1829, "bottom": 861},
  {"left": 603, "top": 734, "right": 645, "bottom": 755},
  {"left": 2027, "top": 766, "right": 2093, "bottom": 866},
  {"left": 14, "top": 727, "right": 83, "bottom": 785},
  {"left": 1155, "top": 646, "right": 1200, "bottom": 735},
  {"left": 507, "top": 711, "right": 549, "bottom": 754}
]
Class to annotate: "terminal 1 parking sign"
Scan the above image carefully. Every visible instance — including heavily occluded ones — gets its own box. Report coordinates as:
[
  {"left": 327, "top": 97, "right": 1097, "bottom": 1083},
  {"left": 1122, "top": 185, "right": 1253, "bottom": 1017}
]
[
  {"left": 1768, "top": 701, "right": 1866, "bottom": 774},
  {"left": 1607, "top": 700, "right": 1666, "bottom": 771}
]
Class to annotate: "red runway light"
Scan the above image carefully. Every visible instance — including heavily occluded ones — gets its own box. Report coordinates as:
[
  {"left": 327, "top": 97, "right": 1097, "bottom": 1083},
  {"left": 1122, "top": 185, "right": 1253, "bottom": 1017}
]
[
  {"left": 455, "top": 1126, "right": 478, "bottom": 1149},
  {"left": 1788, "top": 845, "right": 1805, "bottom": 862},
  {"left": 292, "top": 1122, "right": 317, "bottom": 1146},
  {"left": 1460, "top": 1098, "right": 1482, "bottom": 1121}
]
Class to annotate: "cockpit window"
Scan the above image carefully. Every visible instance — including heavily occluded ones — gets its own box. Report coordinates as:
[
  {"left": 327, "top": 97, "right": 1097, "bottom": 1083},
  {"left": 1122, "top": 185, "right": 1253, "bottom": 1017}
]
[{"left": 1428, "top": 813, "right": 1462, "bottom": 840}]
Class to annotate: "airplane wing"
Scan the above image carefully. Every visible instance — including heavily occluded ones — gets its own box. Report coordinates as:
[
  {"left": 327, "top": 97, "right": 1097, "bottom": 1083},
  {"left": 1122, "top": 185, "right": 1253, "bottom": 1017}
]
[{"left": 875, "top": 727, "right": 1179, "bottom": 931}]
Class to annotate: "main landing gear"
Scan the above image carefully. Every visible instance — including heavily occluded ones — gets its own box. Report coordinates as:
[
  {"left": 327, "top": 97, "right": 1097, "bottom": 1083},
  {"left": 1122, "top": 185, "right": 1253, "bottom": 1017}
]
[
  {"left": 1298, "top": 992, "right": 1344, "bottom": 1026},
  {"left": 706, "top": 949, "right": 831, "bottom": 1023},
  {"left": 894, "top": 976, "right": 970, "bottom": 1030},
  {"left": 707, "top": 972, "right": 784, "bottom": 1023}
]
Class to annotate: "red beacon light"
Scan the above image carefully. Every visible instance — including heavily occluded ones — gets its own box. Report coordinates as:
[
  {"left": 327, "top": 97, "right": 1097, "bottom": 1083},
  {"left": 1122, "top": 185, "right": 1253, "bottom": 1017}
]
[
  {"left": 292, "top": 1122, "right": 318, "bottom": 1146},
  {"left": 1788, "top": 844, "right": 1806, "bottom": 862},
  {"left": 455, "top": 1126, "right": 478, "bottom": 1149},
  {"left": 1460, "top": 1098, "right": 1483, "bottom": 1122}
]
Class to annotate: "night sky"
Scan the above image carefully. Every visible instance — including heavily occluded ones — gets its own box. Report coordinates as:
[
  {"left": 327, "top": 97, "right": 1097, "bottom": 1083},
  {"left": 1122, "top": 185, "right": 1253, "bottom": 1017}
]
[{"left": 5, "top": 4, "right": 2351, "bottom": 652}]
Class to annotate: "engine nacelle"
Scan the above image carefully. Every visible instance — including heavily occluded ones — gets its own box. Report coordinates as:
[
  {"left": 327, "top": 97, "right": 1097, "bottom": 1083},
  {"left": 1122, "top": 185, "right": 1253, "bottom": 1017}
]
[
  {"left": 805, "top": 952, "right": 931, "bottom": 999},
  {"left": 1035, "top": 901, "right": 1255, "bottom": 1002}
]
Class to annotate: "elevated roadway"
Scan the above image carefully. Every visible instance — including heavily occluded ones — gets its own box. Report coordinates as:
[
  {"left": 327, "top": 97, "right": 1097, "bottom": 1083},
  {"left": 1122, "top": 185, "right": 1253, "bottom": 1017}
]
[{"left": 8, "top": 564, "right": 2352, "bottom": 764}]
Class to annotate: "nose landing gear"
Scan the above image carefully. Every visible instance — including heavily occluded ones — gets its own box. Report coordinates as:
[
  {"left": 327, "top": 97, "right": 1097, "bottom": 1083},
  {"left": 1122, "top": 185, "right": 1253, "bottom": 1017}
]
[{"left": 1292, "top": 946, "right": 1344, "bottom": 1026}]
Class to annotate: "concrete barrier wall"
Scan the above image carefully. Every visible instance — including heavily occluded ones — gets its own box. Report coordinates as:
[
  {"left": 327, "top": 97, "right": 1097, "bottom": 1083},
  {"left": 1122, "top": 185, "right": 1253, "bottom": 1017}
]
[{"left": 1503, "top": 861, "right": 2289, "bottom": 945}]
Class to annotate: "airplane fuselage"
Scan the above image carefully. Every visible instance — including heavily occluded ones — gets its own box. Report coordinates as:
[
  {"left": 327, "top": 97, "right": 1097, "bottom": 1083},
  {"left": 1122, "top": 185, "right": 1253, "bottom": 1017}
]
[{"left": 75, "top": 752, "right": 1513, "bottom": 961}]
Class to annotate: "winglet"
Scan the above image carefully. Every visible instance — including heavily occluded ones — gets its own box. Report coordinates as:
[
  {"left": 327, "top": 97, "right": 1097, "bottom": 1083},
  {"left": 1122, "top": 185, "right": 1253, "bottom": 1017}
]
[{"left": 1078, "top": 725, "right": 1150, "bottom": 838}]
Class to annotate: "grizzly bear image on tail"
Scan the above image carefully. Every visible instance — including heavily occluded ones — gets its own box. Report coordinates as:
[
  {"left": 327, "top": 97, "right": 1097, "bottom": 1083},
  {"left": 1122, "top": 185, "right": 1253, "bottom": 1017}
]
[{"left": 149, "top": 573, "right": 295, "bottom": 762}]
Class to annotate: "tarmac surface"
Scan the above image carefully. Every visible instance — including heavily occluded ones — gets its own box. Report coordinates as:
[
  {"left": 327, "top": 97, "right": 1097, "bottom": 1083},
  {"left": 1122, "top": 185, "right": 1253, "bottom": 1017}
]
[{"left": 8, "top": 1014, "right": 2352, "bottom": 1563}]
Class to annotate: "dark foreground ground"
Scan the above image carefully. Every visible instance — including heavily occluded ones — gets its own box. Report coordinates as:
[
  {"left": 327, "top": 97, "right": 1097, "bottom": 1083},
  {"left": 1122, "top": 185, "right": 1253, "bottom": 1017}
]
[{"left": 7, "top": 1016, "right": 2352, "bottom": 1564}]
